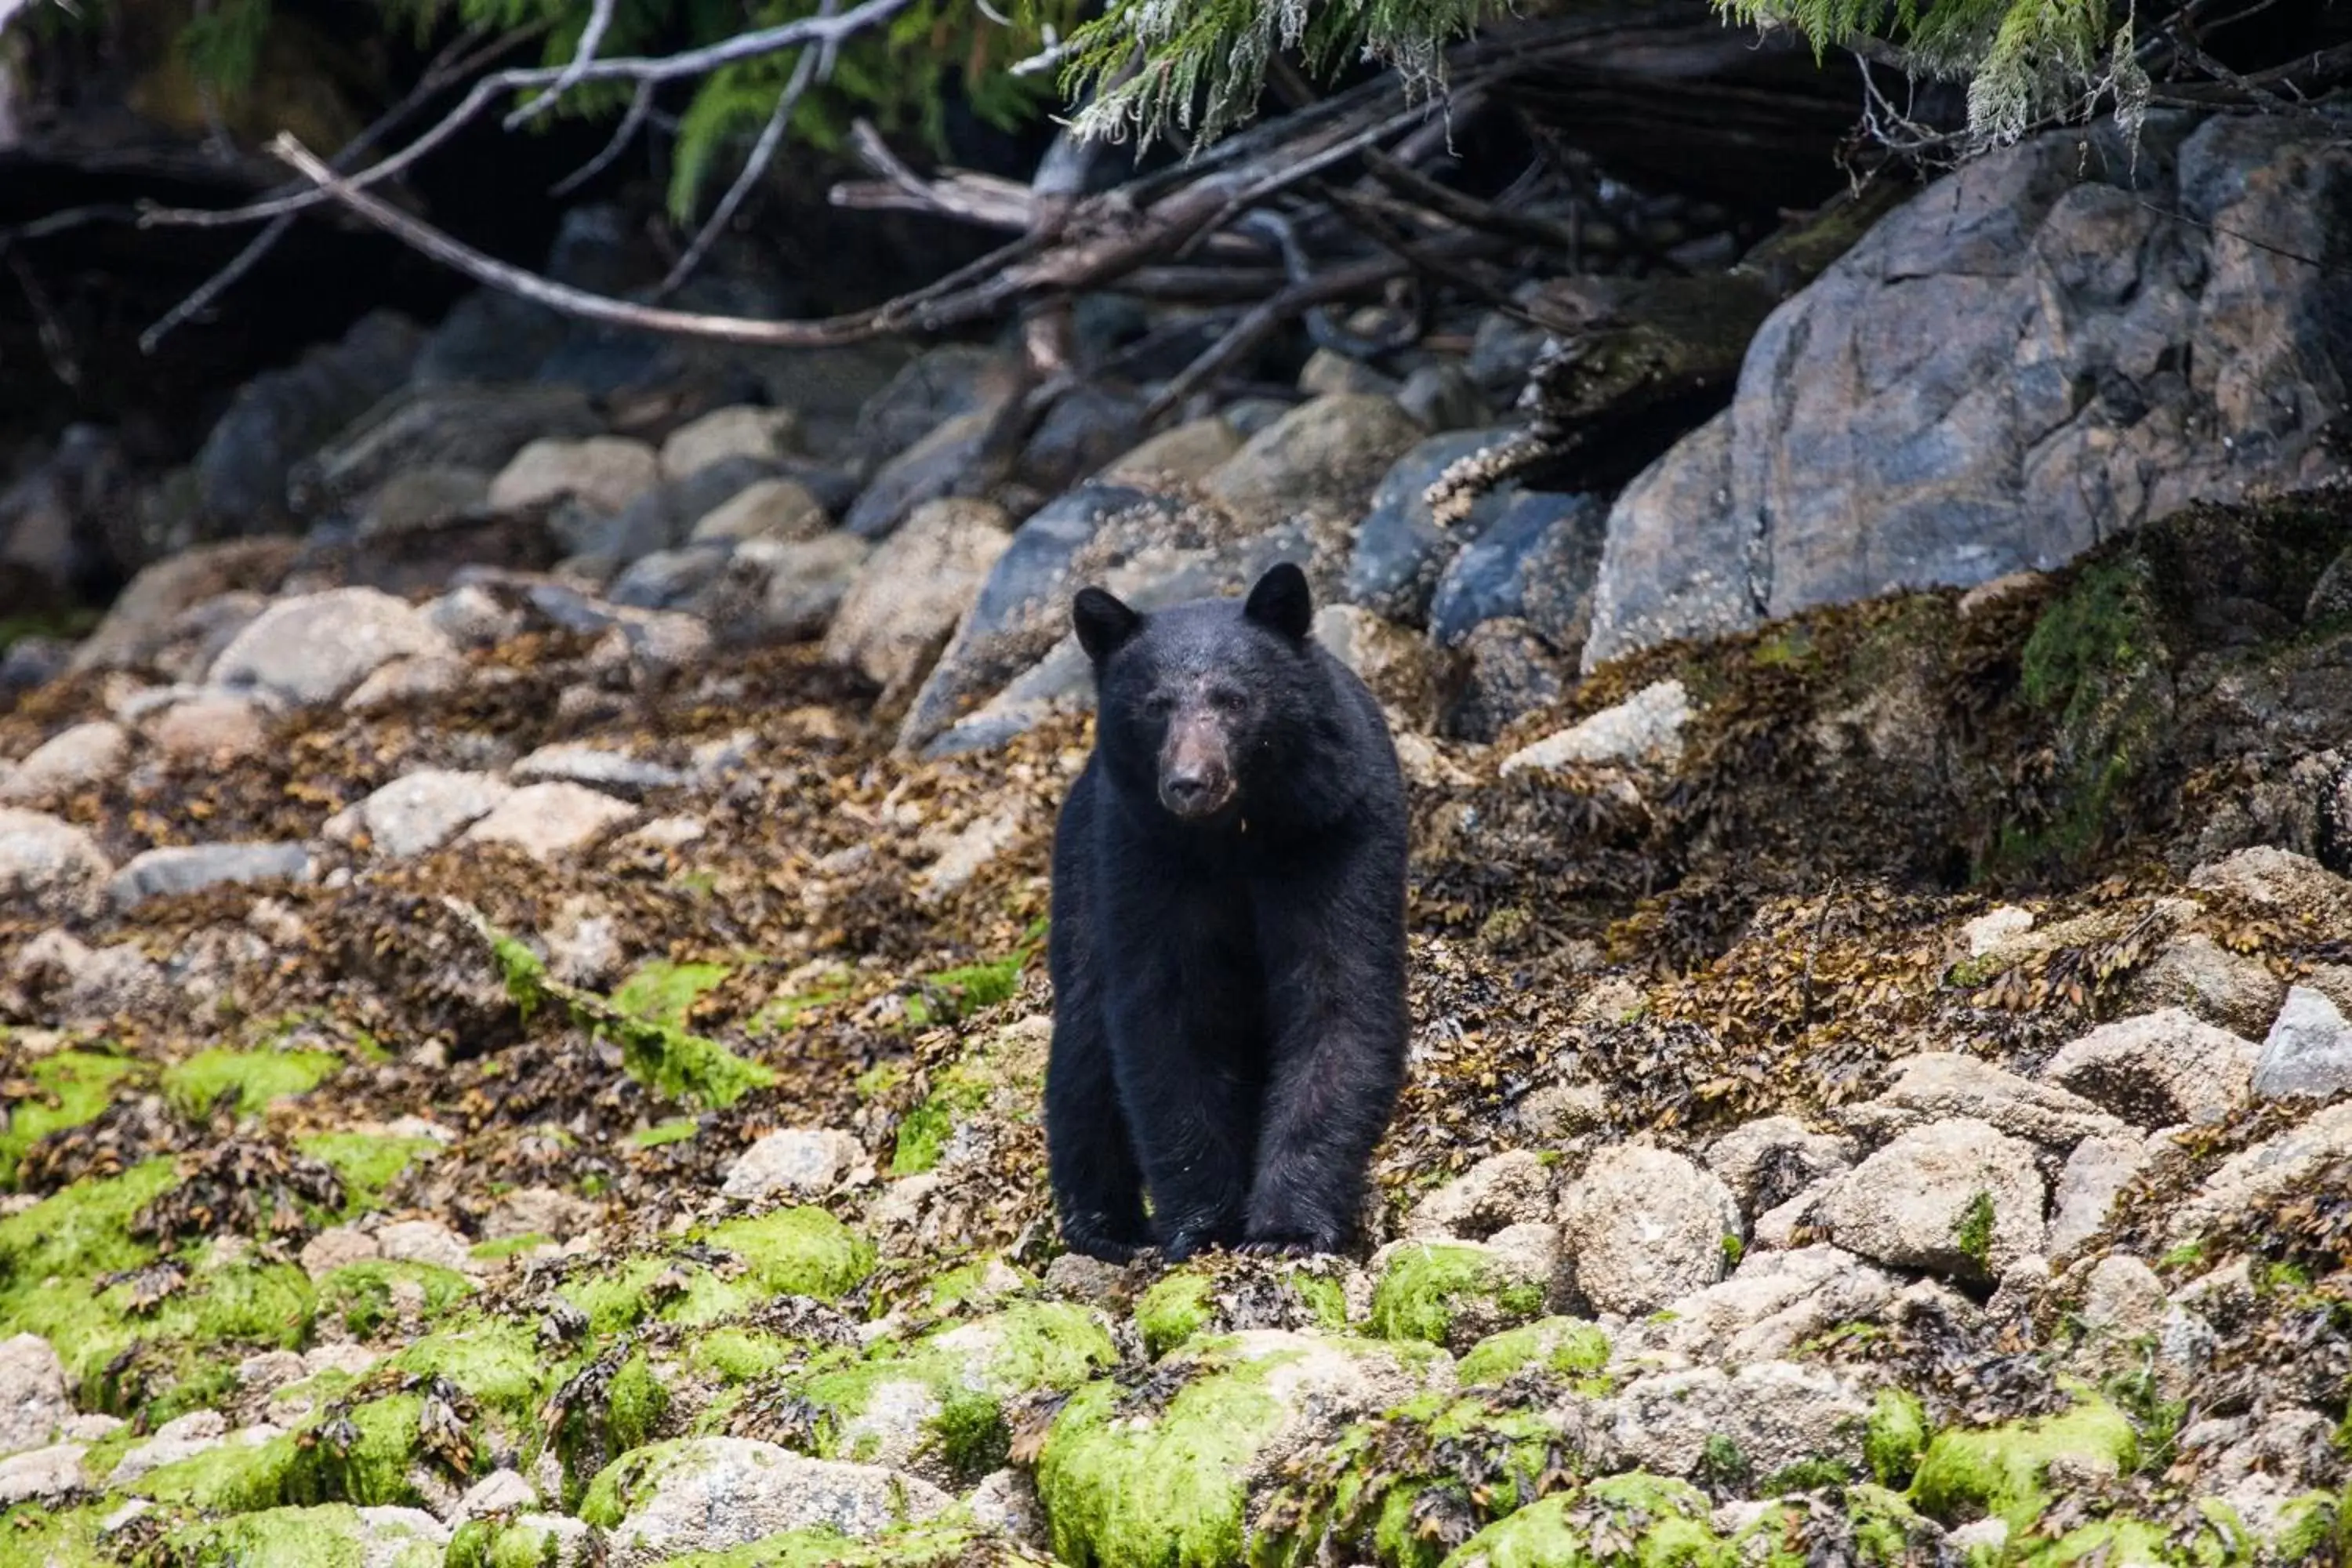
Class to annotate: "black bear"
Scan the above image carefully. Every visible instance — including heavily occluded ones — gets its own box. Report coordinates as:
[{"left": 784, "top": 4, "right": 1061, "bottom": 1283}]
[{"left": 1044, "top": 561, "right": 1410, "bottom": 1262}]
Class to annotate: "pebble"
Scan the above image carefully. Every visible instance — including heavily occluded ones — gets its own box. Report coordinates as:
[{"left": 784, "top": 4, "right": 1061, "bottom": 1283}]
[{"left": 461, "top": 783, "right": 640, "bottom": 861}]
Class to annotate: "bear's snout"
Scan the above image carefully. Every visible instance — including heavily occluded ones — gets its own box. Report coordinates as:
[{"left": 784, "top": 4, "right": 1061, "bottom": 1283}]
[{"left": 1159, "top": 716, "right": 1236, "bottom": 820}]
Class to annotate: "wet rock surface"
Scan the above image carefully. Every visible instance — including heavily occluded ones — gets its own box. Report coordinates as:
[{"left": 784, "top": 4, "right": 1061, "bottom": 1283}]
[{"left": 2, "top": 110, "right": 2351, "bottom": 1568}]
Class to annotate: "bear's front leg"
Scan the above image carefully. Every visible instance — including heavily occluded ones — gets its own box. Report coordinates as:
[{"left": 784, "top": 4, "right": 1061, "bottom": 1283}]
[
  {"left": 1245, "top": 848, "right": 1409, "bottom": 1254},
  {"left": 1045, "top": 1003, "right": 1150, "bottom": 1263},
  {"left": 1105, "top": 1002, "right": 1261, "bottom": 1261}
]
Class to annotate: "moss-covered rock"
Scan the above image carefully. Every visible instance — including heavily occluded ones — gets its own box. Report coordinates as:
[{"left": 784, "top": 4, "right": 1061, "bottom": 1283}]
[
  {"left": 447, "top": 1512, "right": 599, "bottom": 1568},
  {"left": 1130, "top": 1262, "right": 1349, "bottom": 1359},
  {"left": 296, "top": 1131, "right": 442, "bottom": 1214},
  {"left": 160, "top": 1502, "right": 446, "bottom": 1567},
  {"left": 702, "top": 1207, "right": 874, "bottom": 1299},
  {"left": 1038, "top": 1330, "right": 1450, "bottom": 1568},
  {"left": 136, "top": 1395, "right": 432, "bottom": 1512},
  {"left": 1254, "top": 1388, "right": 1595, "bottom": 1568},
  {"left": 388, "top": 1318, "right": 550, "bottom": 1423},
  {"left": 0, "top": 1163, "right": 319, "bottom": 1418},
  {"left": 1863, "top": 1388, "right": 1930, "bottom": 1488},
  {"left": 1134, "top": 1271, "right": 1217, "bottom": 1358},
  {"left": 1370, "top": 1240, "right": 1551, "bottom": 1351},
  {"left": 559, "top": 1207, "right": 872, "bottom": 1335},
  {"left": 0, "top": 1503, "right": 106, "bottom": 1566},
  {"left": 688, "top": 1327, "right": 801, "bottom": 1385},
  {"left": 1907, "top": 1396, "right": 2137, "bottom": 1533},
  {"left": 316, "top": 1261, "right": 474, "bottom": 1338},
  {"left": 605, "top": 960, "right": 776, "bottom": 1109},
  {"left": 1457, "top": 1318, "right": 1612, "bottom": 1388},
  {"left": 913, "top": 1254, "right": 1034, "bottom": 1316},
  {"left": 1438, "top": 1472, "right": 1725, "bottom": 1568},
  {"left": 160, "top": 1047, "right": 342, "bottom": 1120},
  {"left": 793, "top": 1301, "right": 1117, "bottom": 1483},
  {"left": 612, "top": 960, "right": 736, "bottom": 1029},
  {"left": 890, "top": 1017, "right": 1047, "bottom": 1175},
  {"left": 0, "top": 1049, "right": 141, "bottom": 1186},
  {"left": 2005, "top": 1504, "right": 2252, "bottom": 1567}
]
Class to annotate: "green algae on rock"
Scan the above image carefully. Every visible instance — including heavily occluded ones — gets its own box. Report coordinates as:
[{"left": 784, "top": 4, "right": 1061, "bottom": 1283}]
[
  {"left": 612, "top": 960, "right": 737, "bottom": 1029},
  {"left": 1457, "top": 1319, "right": 1613, "bottom": 1388},
  {"left": 136, "top": 1392, "right": 434, "bottom": 1513},
  {"left": 1038, "top": 1330, "right": 1449, "bottom": 1568},
  {"left": 1370, "top": 1241, "right": 1549, "bottom": 1350},
  {"left": 605, "top": 960, "right": 774, "bottom": 1109},
  {"left": 463, "top": 906, "right": 776, "bottom": 1110},
  {"left": 889, "top": 1016, "right": 1049, "bottom": 1176},
  {"left": 296, "top": 1131, "right": 443, "bottom": 1214},
  {"left": 1862, "top": 1388, "right": 1930, "bottom": 1488},
  {"left": 161, "top": 1046, "right": 342, "bottom": 1120},
  {"left": 1132, "top": 1263, "right": 1348, "bottom": 1359},
  {"left": 633, "top": 1116, "right": 702, "bottom": 1149},
  {"left": 1907, "top": 1396, "right": 2138, "bottom": 1533},
  {"left": 1254, "top": 1388, "right": 1592, "bottom": 1568},
  {"left": 913, "top": 1254, "right": 1036, "bottom": 1315},
  {"left": 1135, "top": 1272, "right": 1218, "bottom": 1359},
  {"left": 793, "top": 1302, "right": 1118, "bottom": 1483},
  {"left": 161, "top": 1501, "right": 445, "bottom": 1568},
  {"left": 0, "top": 1160, "right": 331, "bottom": 1418},
  {"left": 1439, "top": 1472, "right": 1722, "bottom": 1568},
  {"left": 554, "top": 1207, "right": 873, "bottom": 1337},
  {"left": 702, "top": 1207, "right": 874, "bottom": 1298},
  {"left": 688, "top": 1327, "right": 801, "bottom": 1385},
  {"left": 316, "top": 1260, "right": 473, "bottom": 1338},
  {"left": 0, "top": 1048, "right": 141, "bottom": 1186},
  {"left": 390, "top": 1319, "right": 550, "bottom": 1424}
]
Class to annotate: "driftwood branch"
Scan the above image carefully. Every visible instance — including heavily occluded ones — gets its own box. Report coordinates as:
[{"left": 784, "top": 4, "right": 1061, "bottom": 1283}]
[
  {"left": 138, "top": 0, "right": 920, "bottom": 234},
  {"left": 510, "top": 0, "right": 619, "bottom": 127},
  {"left": 267, "top": 134, "right": 920, "bottom": 346},
  {"left": 139, "top": 23, "right": 539, "bottom": 352},
  {"left": 656, "top": 0, "right": 840, "bottom": 296}
]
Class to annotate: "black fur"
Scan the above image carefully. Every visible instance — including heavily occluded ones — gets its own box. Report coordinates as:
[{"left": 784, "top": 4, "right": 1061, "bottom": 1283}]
[{"left": 1044, "top": 562, "right": 1410, "bottom": 1262}]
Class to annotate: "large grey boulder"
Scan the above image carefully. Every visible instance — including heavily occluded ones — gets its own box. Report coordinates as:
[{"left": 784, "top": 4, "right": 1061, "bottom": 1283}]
[
  {"left": 2042, "top": 1008, "right": 2261, "bottom": 1127},
  {"left": 211, "top": 588, "right": 456, "bottom": 706},
  {"left": 0, "top": 809, "right": 112, "bottom": 920},
  {"left": 894, "top": 485, "right": 1203, "bottom": 750},
  {"left": 591, "top": 1439, "right": 952, "bottom": 1567},
  {"left": 1817, "top": 1117, "right": 2045, "bottom": 1280},
  {"left": 823, "top": 499, "right": 1013, "bottom": 696},
  {"left": 1584, "top": 114, "right": 2352, "bottom": 670},
  {"left": 194, "top": 310, "right": 423, "bottom": 529},
  {"left": 1558, "top": 1145, "right": 1740, "bottom": 1316}
]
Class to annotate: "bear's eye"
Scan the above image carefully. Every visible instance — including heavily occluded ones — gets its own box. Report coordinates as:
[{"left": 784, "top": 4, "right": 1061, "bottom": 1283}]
[
  {"left": 1207, "top": 688, "right": 1247, "bottom": 713},
  {"left": 1142, "top": 693, "right": 1175, "bottom": 720}
]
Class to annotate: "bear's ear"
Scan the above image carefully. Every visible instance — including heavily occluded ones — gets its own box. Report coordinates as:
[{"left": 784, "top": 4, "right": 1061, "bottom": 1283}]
[
  {"left": 1243, "top": 561, "right": 1313, "bottom": 642},
  {"left": 1073, "top": 586, "right": 1143, "bottom": 664}
]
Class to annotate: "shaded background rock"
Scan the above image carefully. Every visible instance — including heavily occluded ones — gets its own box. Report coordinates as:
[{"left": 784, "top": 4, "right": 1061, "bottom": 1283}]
[{"left": 1584, "top": 114, "right": 2352, "bottom": 671}]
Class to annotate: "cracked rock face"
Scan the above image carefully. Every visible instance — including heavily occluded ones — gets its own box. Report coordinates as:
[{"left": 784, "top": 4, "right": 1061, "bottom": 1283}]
[{"left": 1584, "top": 114, "right": 2352, "bottom": 670}]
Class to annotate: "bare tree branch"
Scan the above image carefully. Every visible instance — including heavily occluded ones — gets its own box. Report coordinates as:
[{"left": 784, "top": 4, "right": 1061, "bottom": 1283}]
[
  {"left": 1143, "top": 233, "right": 1501, "bottom": 424},
  {"left": 140, "top": 24, "right": 535, "bottom": 353},
  {"left": 267, "top": 132, "right": 919, "bottom": 346},
  {"left": 140, "top": 0, "right": 920, "bottom": 235},
  {"left": 510, "top": 0, "right": 618, "bottom": 128},
  {"left": 550, "top": 81, "right": 652, "bottom": 197},
  {"left": 657, "top": 0, "right": 840, "bottom": 296}
]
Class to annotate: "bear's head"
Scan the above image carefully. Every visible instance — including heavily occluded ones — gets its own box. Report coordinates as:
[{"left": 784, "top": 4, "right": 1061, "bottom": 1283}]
[{"left": 1071, "top": 562, "right": 1323, "bottom": 825}]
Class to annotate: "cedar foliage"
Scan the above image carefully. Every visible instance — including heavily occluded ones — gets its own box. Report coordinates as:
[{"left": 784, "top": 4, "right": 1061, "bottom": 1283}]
[{"left": 105, "top": 0, "right": 2153, "bottom": 218}]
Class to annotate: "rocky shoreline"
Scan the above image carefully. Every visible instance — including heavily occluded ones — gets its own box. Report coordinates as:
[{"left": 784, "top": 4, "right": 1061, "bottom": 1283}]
[{"left": 0, "top": 106, "right": 2350, "bottom": 1568}]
